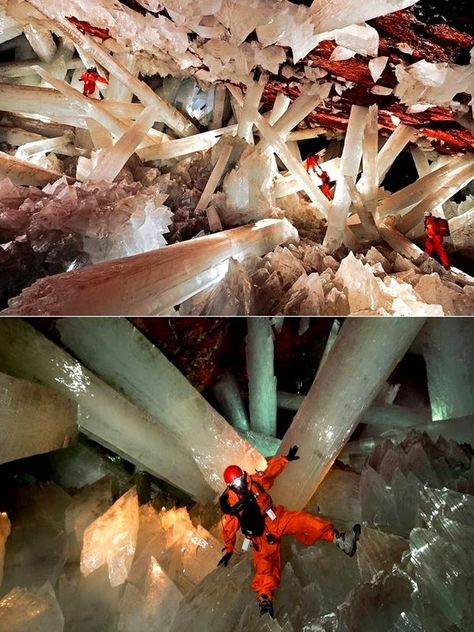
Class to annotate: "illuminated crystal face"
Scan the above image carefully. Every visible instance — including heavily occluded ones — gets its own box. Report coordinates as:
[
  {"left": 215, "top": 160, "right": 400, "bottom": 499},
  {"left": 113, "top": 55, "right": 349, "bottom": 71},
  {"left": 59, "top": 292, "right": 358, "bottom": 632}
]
[{"left": 80, "top": 487, "right": 140, "bottom": 587}]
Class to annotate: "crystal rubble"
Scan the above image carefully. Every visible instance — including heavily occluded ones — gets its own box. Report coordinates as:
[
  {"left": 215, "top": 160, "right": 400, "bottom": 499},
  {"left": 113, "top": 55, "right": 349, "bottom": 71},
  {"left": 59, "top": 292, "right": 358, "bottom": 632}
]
[
  {"left": 0, "top": 583, "right": 64, "bottom": 632},
  {"left": 419, "top": 319, "right": 474, "bottom": 422},
  {"left": 245, "top": 318, "right": 277, "bottom": 437},
  {"left": 57, "top": 317, "right": 266, "bottom": 493},
  {"left": 0, "top": 319, "right": 215, "bottom": 502},
  {"left": 81, "top": 486, "right": 139, "bottom": 587},
  {"left": 270, "top": 317, "right": 425, "bottom": 510},
  {"left": 0, "top": 514, "right": 10, "bottom": 587},
  {"left": 0, "top": 370, "right": 77, "bottom": 465},
  {"left": 2, "top": 218, "right": 298, "bottom": 315},
  {"left": 0, "top": 175, "right": 173, "bottom": 311},
  {"left": 212, "top": 370, "right": 250, "bottom": 433}
]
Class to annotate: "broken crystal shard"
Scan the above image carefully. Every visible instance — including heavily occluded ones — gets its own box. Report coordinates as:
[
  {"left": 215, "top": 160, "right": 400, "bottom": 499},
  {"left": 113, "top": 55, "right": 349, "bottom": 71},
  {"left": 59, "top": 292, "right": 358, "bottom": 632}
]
[
  {"left": 0, "top": 514, "right": 10, "bottom": 587},
  {"left": 0, "top": 319, "right": 214, "bottom": 501},
  {"left": 0, "top": 583, "right": 64, "bottom": 632},
  {"left": 212, "top": 371, "right": 250, "bottom": 432},
  {"left": 270, "top": 318, "right": 425, "bottom": 509},
  {"left": 334, "top": 23, "right": 379, "bottom": 57},
  {"left": 0, "top": 370, "right": 77, "bottom": 465},
  {"left": 368, "top": 56, "right": 388, "bottom": 83},
  {"left": 118, "top": 558, "right": 182, "bottom": 632},
  {"left": 420, "top": 319, "right": 474, "bottom": 421},
  {"left": 246, "top": 318, "right": 277, "bottom": 437},
  {"left": 57, "top": 317, "right": 265, "bottom": 493},
  {"left": 3, "top": 218, "right": 298, "bottom": 315},
  {"left": 81, "top": 486, "right": 139, "bottom": 587}
]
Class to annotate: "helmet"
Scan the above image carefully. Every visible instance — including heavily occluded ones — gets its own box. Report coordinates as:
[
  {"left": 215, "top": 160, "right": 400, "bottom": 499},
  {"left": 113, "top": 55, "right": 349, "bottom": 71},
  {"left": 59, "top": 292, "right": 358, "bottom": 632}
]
[{"left": 224, "top": 465, "right": 243, "bottom": 485}]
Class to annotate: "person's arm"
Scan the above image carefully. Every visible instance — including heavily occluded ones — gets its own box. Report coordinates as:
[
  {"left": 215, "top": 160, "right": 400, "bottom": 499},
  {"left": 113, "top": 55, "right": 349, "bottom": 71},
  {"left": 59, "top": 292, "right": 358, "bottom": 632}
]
[
  {"left": 222, "top": 513, "right": 239, "bottom": 553},
  {"left": 97, "top": 75, "right": 109, "bottom": 84},
  {"left": 258, "top": 446, "right": 300, "bottom": 490}
]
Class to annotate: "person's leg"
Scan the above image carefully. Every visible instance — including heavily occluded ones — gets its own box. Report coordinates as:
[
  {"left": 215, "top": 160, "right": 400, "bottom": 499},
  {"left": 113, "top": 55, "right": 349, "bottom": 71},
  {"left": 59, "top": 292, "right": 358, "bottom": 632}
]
[
  {"left": 251, "top": 540, "right": 281, "bottom": 617},
  {"left": 276, "top": 508, "right": 335, "bottom": 544},
  {"left": 434, "top": 239, "right": 450, "bottom": 268},
  {"left": 425, "top": 238, "right": 434, "bottom": 256}
]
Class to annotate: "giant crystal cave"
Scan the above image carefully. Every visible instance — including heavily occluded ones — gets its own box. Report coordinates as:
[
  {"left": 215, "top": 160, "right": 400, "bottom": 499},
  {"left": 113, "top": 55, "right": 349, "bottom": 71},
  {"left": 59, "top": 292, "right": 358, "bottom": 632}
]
[
  {"left": 0, "top": 316, "right": 474, "bottom": 631},
  {"left": 0, "top": 0, "right": 473, "bottom": 316}
]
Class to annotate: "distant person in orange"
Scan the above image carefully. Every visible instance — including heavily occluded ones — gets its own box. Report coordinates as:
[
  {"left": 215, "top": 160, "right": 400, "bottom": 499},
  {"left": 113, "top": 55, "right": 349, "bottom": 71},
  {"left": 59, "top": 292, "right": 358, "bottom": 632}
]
[
  {"left": 218, "top": 447, "right": 361, "bottom": 618},
  {"left": 424, "top": 212, "right": 450, "bottom": 270},
  {"left": 79, "top": 67, "right": 108, "bottom": 97},
  {"left": 305, "top": 154, "right": 333, "bottom": 200}
]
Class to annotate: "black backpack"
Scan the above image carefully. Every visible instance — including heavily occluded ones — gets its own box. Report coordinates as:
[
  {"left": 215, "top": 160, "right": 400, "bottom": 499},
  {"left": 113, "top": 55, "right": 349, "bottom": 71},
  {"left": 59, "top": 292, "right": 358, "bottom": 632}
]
[{"left": 220, "top": 485, "right": 265, "bottom": 537}]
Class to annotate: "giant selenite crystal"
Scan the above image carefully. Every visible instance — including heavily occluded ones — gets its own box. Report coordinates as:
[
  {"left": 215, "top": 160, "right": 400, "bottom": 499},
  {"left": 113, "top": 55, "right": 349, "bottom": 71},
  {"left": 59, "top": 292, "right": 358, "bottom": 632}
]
[
  {"left": 0, "top": 583, "right": 64, "bottom": 632},
  {"left": 56, "top": 318, "right": 266, "bottom": 493},
  {"left": 245, "top": 318, "right": 277, "bottom": 436},
  {"left": 0, "top": 371, "right": 77, "bottom": 465},
  {"left": 0, "top": 319, "right": 214, "bottom": 502},
  {"left": 419, "top": 319, "right": 474, "bottom": 421},
  {"left": 81, "top": 487, "right": 139, "bottom": 587},
  {"left": 270, "top": 318, "right": 426, "bottom": 509}
]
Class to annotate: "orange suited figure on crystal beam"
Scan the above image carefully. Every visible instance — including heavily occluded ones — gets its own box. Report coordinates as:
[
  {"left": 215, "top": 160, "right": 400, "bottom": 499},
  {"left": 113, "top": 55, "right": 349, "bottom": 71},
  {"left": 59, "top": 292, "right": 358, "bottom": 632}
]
[
  {"left": 217, "top": 447, "right": 361, "bottom": 618},
  {"left": 424, "top": 212, "right": 451, "bottom": 270},
  {"left": 79, "top": 67, "right": 109, "bottom": 98},
  {"left": 305, "top": 154, "right": 333, "bottom": 200}
]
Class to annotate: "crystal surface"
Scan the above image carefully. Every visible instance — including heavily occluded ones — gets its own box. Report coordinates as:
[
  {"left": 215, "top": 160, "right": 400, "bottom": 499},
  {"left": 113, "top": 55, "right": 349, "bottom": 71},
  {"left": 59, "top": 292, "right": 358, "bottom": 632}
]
[
  {"left": 81, "top": 487, "right": 139, "bottom": 587},
  {"left": 0, "top": 583, "right": 64, "bottom": 632},
  {"left": 0, "top": 370, "right": 77, "bottom": 465}
]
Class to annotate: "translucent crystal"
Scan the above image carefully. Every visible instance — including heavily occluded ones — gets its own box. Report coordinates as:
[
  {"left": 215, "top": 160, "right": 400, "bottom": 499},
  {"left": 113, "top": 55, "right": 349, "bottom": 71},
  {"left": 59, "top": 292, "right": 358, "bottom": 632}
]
[
  {"left": 246, "top": 318, "right": 277, "bottom": 436},
  {"left": 81, "top": 487, "right": 139, "bottom": 587},
  {"left": 271, "top": 318, "right": 424, "bottom": 509},
  {"left": 0, "top": 370, "right": 77, "bottom": 465},
  {"left": 0, "top": 319, "right": 214, "bottom": 502},
  {"left": 57, "top": 317, "right": 266, "bottom": 494},
  {"left": 0, "top": 583, "right": 64, "bottom": 632},
  {"left": 212, "top": 371, "right": 250, "bottom": 432},
  {"left": 420, "top": 319, "right": 474, "bottom": 421}
]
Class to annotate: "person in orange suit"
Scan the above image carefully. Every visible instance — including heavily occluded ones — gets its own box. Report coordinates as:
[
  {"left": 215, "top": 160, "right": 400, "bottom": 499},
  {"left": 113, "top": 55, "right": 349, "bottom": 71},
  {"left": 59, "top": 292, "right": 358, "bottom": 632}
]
[
  {"left": 218, "top": 447, "right": 361, "bottom": 618},
  {"left": 79, "top": 67, "right": 108, "bottom": 97},
  {"left": 305, "top": 154, "right": 333, "bottom": 200},
  {"left": 424, "top": 212, "right": 450, "bottom": 270}
]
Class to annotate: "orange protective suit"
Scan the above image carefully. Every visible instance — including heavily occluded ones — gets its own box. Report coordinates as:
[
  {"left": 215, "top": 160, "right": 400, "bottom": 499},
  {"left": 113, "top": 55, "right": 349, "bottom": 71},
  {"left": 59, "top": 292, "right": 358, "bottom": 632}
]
[
  {"left": 424, "top": 215, "right": 450, "bottom": 268},
  {"left": 221, "top": 457, "right": 335, "bottom": 601},
  {"left": 79, "top": 69, "right": 108, "bottom": 96}
]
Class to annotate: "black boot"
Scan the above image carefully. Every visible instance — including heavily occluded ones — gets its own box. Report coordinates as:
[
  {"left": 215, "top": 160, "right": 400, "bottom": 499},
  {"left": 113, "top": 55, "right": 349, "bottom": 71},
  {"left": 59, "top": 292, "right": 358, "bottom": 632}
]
[
  {"left": 258, "top": 594, "right": 274, "bottom": 618},
  {"left": 334, "top": 524, "right": 361, "bottom": 557}
]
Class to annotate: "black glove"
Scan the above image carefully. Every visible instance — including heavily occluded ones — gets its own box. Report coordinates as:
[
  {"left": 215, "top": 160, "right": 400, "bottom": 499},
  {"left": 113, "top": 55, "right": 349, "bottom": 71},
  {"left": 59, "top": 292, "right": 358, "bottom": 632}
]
[
  {"left": 217, "top": 550, "right": 233, "bottom": 567},
  {"left": 286, "top": 445, "right": 300, "bottom": 461}
]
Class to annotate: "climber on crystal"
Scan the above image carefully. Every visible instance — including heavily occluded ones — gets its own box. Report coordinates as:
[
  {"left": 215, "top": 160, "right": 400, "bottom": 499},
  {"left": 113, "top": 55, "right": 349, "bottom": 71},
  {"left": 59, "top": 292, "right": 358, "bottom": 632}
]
[
  {"left": 424, "top": 212, "right": 450, "bottom": 270},
  {"left": 305, "top": 154, "right": 333, "bottom": 200},
  {"left": 217, "top": 447, "right": 361, "bottom": 619},
  {"left": 79, "top": 67, "right": 108, "bottom": 97}
]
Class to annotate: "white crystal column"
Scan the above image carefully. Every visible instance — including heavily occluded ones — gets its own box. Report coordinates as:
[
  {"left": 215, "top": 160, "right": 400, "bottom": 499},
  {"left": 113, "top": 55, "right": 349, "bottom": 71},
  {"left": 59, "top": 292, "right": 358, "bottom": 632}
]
[
  {"left": 0, "top": 513, "right": 11, "bottom": 587},
  {"left": 315, "top": 318, "right": 340, "bottom": 379},
  {"left": 271, "top": 318, "right": 425, "bottom": 509},
  {"left": 212, "top": 371, "right": 250, "bottom": 432},
  {"left": 420, "top": 319, "right": 474, "bottom": 421},
  {"left": 323, "top": 105, "right": 368, "bottom": 250},
  {"left": 56, "top": 318, "right": 266, "bottom": 492},
  {"left": 0, "top": 319, "right": 214, "bottom": 502},
  {"left": 245, "top": 318, "right": 277, "bottom": 436},
  {"left": 3, "top": 218, "right": 298, "bottom": 316},
  {"left": 0, "top": 371, "right": 77, "bottom": 465}
]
